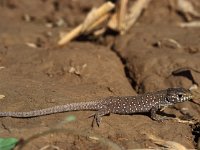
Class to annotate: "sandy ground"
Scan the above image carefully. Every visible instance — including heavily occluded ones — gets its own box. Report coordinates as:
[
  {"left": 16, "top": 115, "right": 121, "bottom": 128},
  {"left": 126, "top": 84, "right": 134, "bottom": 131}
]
[{"left": 0, "top": 0, "right": 199, "bottom": 149}]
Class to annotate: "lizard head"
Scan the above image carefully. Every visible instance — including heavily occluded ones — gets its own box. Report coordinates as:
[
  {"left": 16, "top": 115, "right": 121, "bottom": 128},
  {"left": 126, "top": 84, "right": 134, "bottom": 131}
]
[{"left": 165, "top": 87, "right": 193, "bottom": 104}]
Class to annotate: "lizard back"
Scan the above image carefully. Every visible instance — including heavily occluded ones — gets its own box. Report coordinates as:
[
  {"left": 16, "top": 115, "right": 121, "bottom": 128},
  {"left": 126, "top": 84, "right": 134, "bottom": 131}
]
[{"left": 101, "top": 89, "right": 168, "bottom": 115}]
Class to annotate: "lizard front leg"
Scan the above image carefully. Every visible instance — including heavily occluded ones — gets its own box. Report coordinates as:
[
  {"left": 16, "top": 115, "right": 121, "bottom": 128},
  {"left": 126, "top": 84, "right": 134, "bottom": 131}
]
[
  {"left": 150, "top": 106, "right": 166, "bottom": 121},
  {"left": 150, "top": 106, "right": 160, "bottom": 120},
  {"left": 150, "top": 106, "right": 171, "bottom": 121}
]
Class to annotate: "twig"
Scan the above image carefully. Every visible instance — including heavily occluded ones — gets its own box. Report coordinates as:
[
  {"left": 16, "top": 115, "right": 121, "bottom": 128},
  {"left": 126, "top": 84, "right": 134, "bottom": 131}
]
[
  {"left": 86, "top": 13, "right": 111, "bottom": 33},
  {"left": 146, "top": 134, "right": 187, "bottom": 150},
  {"left": 107, "top": 12, "right": 118, "bottom": 31},
  {"left": 108, "top": 0, "right": 128, "bottom": 33},
  {"left": 179, "top": 21, "right": 200, "bottom": 28},
  {"left": 40, "top": 145, "right": 60, "bottom": 150},
  {"left": 0, "top": 95, "right": 5, "bottom": 100},
  {"left": 58, "top": 25, "right": 82, "bottom": 46},
  {"left": 117, "top": 0, "right": 128, "bottom": 34},
  {"left": 176, "top": 0, "right": 200, "bottom": 21},
  {"left": 125, "top": 0, "right": 151, "bottom": 32},
  {"left": 58, "top": 2, "right": 115, "bottom": 46},
  {"left": 172, "top": 118, "right": 197, "bottom": 125}
]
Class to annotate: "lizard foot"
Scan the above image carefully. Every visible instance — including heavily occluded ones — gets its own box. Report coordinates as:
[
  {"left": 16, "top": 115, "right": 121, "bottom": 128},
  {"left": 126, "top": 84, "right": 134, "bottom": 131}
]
[
  {"left": 88, "top": 106, "right": 110, "bottom": 127},
  {"left": 88, "top": 113, "right": 102, "bottom": 127},
  {"left": 152, "top": 115, "right": 172, "bottom": 122}
]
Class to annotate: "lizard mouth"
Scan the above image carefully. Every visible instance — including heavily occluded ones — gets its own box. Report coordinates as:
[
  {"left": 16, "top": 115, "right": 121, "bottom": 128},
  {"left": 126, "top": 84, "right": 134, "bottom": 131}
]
[{"left": 180, "top": 93, "right": 193, "bottom": 102}]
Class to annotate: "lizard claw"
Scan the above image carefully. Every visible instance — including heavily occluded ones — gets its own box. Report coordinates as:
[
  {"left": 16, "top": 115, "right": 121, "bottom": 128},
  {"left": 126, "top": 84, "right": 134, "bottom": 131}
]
[
  {"left": 95, "top": 115, "right": 102, "bottom": 127},
  {"left": 88, "top": 107, "right": 109, "bottom": 127},
  {"left": 93, "top": 114, "right": 102, "bottom": 127},
  {"left": 88, "top": 113, "right": 102, "bottom": 127},
  {"left": 153, "top": 115, "right": 171, "bottom": 122}
]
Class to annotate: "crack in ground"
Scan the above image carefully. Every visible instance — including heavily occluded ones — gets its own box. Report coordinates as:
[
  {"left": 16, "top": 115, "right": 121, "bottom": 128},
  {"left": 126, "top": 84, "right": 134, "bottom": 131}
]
[
  {"left": 191, "top": 122, "right": 200, "bottom": 148},
  {"left": 110, "top": 43, "right": 137, "bottom": 92}
]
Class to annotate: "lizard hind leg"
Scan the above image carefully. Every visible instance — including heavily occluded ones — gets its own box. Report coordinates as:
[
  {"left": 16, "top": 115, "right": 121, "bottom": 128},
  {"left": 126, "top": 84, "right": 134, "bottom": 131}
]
[{"left": 88, "top": 107, "right": 110, "bottom": 127}]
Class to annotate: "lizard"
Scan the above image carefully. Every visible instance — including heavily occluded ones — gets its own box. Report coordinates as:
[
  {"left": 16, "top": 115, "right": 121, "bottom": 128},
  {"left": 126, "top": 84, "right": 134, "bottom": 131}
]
[{"left": 0, "top": 87, "right": 193, "bottom": 126}]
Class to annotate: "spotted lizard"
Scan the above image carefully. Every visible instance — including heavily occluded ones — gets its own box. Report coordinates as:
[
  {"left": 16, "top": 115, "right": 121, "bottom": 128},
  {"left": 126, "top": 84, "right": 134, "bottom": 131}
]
[{"left": 0, "top": 87, "right": 193, "bottom": 126}]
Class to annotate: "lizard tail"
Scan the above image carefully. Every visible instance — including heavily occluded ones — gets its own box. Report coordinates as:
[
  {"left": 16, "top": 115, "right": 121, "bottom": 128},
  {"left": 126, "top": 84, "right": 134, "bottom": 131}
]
[{"left": 0, "top": 101, "right": 101, "bottom": 118}]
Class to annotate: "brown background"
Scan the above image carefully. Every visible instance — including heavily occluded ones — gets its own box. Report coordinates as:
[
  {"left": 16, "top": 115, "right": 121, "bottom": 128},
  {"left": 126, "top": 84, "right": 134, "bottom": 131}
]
[{"left": 0, "top": 0, "right": 199, "bottom": 149}]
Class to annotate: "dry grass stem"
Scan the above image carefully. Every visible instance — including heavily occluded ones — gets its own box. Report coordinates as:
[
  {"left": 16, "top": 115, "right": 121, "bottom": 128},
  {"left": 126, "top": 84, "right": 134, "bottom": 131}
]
[
  {"left": 125, "top": 0, "right": 152, "bottom": 32},
  {"left": 177, "top": 0, "right": 200, "bottom": 21},
  {"left": 0, "top": 95, "right": 5, "bottom": 100},
  {"left": 58, "top": 24, "right": 82, "bottom": 46},
  {"left": 173, "top": 118, "right": 197, "bottom": 125},
  {"left": 39, "top": 145, "right": 60, "bottom": 150},
  {"left": 0, "top": 66, "right": 5, "bottom": 70},
  {"left": 108, "top": 0, "right": 151, "bottom": 34},
  {"left": 147, "top": 134, "right": 187, "bottom": 150},
  {"left": 58, "top": 2, "right": 115, "bottom": 46},
  {"left": 179, "top": 21, "right": 200, "bottom": 28},
  {"left": 86, "top": 13, "right": 111, "bottom": 33},
  {"left": 93, "top": 28, "right": 107, "bottom": 36},
  {"left": 108, "top": 13, "right": 118, "bottom": 31},
  {"left": 161, "top": 38, "right": 182, "bottom": 49},
  {"left": 81, "top": 2, "right": 113, "bottom": 32},
  {"left": 117, "top": 0, "right": 128, "bottom": 34}
]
